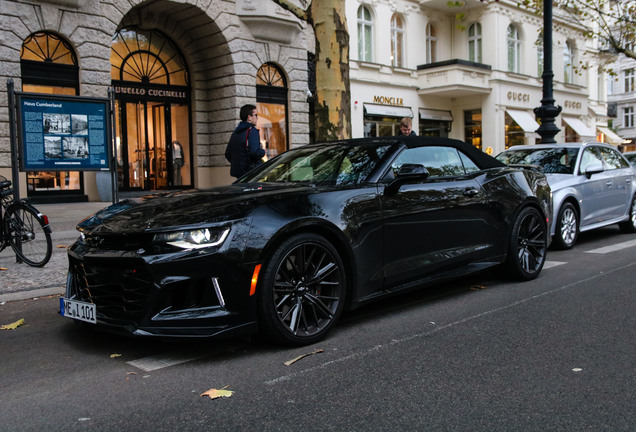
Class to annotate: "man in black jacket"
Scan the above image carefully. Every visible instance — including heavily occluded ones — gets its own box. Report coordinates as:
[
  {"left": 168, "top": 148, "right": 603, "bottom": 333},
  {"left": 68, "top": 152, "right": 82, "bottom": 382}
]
[{"left": 225, "top": 104, "right": 266, "bottom": 178}]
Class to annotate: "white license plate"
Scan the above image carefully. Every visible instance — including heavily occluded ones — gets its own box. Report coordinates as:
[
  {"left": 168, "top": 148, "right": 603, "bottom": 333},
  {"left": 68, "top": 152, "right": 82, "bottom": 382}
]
[{"left": 60, "top": 298, "right": 96, "bottom": 324}]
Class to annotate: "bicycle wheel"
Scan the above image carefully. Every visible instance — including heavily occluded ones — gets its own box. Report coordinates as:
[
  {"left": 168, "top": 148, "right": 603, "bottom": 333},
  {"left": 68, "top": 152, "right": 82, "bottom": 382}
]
[{"left": 5, "top": 203, "right": 52, "bottom": 267}]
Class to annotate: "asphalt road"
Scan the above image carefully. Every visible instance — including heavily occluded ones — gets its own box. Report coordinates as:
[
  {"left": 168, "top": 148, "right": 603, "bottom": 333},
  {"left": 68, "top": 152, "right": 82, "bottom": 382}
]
[{"left": 1, "top": 226, "right": 635, "bottom": 431}]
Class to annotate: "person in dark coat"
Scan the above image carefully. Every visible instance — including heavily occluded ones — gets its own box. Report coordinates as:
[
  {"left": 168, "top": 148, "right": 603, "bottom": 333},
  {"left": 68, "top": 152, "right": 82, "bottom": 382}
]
[
  {"left": 397, "top": 117, "right": 417, "bottom": 136},
  {"left": 225, "top": 104, "right": 265, "bottom": 178}
]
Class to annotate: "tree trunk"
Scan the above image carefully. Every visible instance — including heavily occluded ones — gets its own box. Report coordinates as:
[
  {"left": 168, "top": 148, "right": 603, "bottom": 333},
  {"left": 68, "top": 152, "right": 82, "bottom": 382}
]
[{"left": 269, "top": 0, "right": 351, "bottom": 141}]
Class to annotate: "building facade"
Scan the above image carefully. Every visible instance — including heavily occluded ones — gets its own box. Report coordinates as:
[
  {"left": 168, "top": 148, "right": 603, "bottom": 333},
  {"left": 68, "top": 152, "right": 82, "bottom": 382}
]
[
  {"left": 608, "top": 50, "right": 636, "bottom": 151},
  {"left": 0, "top": 0, "right": 312, "bottom": 202},
  {"left": 346, "top": 0, "right": 616, "bottom": 155}
]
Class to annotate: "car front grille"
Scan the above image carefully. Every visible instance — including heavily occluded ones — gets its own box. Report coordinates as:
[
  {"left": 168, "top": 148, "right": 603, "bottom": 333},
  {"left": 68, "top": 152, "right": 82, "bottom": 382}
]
[
  {"left": 82, "top": 232, "right": 154, "bottom": 251},
  {"left": 67, "top": 257, "right": 155, "bottom": 321}
]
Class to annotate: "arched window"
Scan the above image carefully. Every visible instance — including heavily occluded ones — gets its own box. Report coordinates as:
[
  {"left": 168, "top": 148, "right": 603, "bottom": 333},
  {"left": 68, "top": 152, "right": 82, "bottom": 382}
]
[
  {"left": 357, "top": 6, "right": 373, "bottom": 62},
  {"left": 426, "top": 23, "right": 437, "bottom": 63},
  {"left": 564, "top": 41, "right": 574, "bottom": 84},
  {"left": 111, "top": 27, "right": 192, "bottom": 190},
  {"left": 507, "top": 24, "right": 521, "bottom": 73},
  {"left": 21, "top": 31, "right": 83, "bottom": 198},
  {"left": 391, "top": 14, "right": 405, "bottom": 67},
  {"left": 256, "top": 63, "right": 288, "bottom": 159},
  {"left": 111, "top": 28, "right": 189, "bottom": 85},
  {"left": 468, "top": 23, "right": 482, "bottom": 63}
]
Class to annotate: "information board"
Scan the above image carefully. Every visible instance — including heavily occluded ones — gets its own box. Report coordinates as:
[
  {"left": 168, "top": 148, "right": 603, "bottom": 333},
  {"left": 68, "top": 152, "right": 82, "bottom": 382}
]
[{"left": 16, "top": 93, "right": 111, "bottom": 171}]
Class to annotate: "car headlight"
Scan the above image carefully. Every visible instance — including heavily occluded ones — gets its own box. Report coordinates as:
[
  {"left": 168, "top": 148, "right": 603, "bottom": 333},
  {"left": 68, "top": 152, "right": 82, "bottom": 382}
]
[{"left": 153, "top": 227, "right": 230, "bottom": 250}]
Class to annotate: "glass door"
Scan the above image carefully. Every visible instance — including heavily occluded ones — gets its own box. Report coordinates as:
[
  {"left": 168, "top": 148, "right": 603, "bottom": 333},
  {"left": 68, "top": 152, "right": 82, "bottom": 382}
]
[{"left": 116, "top": 101, "right": 171, "bottom": 190}]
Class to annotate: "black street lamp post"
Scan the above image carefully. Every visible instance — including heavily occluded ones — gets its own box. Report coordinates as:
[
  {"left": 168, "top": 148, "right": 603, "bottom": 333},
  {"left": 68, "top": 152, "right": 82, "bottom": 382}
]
[{"left": 534, "top": 0, "right": 562, "bottom": 143}]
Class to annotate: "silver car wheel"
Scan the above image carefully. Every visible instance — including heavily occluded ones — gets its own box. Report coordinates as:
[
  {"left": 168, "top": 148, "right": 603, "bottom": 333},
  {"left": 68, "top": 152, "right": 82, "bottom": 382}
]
[{"left": 560, "top": 206, "right": 577, "bottom": 246}]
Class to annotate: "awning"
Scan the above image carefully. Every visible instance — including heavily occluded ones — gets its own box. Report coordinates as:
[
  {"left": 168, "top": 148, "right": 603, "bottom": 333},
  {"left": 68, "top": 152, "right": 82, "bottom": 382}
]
[
  {"left": 597, "top": 126, "right": 623, "bottom": 145},
  {"left": 562, "top": 117, "right": 595, "bottom": 139},
  {"left": 506, "top": 109, "right": 540, "bottom": 133},
  {"left": 364, "top": 103, "right": 413, "bottom": 118},
  {"left": 419, "top": 108, "right": 453, "bottom": 122}
]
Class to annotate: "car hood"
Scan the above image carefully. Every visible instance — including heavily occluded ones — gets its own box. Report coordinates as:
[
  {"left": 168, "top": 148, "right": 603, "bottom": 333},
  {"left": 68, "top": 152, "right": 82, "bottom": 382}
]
[{"left": 78, "top": 183, "right": 320, "bottom": 233}]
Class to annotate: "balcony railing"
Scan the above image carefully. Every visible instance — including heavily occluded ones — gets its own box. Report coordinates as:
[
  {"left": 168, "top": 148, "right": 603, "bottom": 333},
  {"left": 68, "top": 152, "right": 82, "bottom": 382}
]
[{"left": 417, "top": 59, "right": 492, "bottom": 97}]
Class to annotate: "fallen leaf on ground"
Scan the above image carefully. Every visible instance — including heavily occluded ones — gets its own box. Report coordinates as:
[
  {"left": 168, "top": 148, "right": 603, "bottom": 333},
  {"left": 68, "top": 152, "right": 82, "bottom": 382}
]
[
  {"left": 469, "top": 285, "right": 486, "bottom": 291},
  {"left": 284, "top": 348, "right": 324, "bottom": 366},
  {"left": 57, "top": 245, "right": 68, "bottom": 248},
  {"left": 200, "top": 387, "right": 234, "bottom": 400},
  {"left": 1, "top": 319, "right": 25, "bottom": 330},
  {"left": 0, "top": 267, "right": 7, "bottom": 271},
  {"left": 110, "top": 353, "right": 122, "bottom": 358}
]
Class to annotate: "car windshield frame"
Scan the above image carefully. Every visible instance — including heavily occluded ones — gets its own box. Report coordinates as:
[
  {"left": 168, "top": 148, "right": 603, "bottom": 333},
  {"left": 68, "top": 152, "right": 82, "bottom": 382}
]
[
  {"left": 237, "top": 142, "right": 395, "bottom": 186},
  {"left": 496, "top": 147, "right": 580, "bottom": 175}
]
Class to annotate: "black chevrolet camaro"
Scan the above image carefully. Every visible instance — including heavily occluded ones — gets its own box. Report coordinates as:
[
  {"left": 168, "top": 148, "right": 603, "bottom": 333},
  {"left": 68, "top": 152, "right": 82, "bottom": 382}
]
[{"left": 62, "top": 136, "right": 551, "bottom": 345}]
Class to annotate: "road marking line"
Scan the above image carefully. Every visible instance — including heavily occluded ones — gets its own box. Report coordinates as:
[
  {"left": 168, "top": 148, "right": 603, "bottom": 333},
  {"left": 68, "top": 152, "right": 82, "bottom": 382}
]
[
  {"left": 127, "top": 342, "right": 249, "bottom": 372},
  {"left": 543, "top": 261, "right": 567, "bottom": 269},
  {"left": 265, "top": 260, "right": 636, "bottom": 385},
  {"left": 585, "top": 239, "right": 636, "bottom": 254}
]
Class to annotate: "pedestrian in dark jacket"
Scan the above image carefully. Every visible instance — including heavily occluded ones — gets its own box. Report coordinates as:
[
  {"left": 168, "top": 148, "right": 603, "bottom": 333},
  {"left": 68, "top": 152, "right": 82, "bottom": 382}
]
[{"left": 225, "top": 104, "right": 265, "bottom": 178}]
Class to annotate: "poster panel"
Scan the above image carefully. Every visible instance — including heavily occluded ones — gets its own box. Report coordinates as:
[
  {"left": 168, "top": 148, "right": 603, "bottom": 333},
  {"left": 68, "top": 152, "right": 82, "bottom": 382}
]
[{"left": 16, "top": 93, "right": 111, "bottom": 171}]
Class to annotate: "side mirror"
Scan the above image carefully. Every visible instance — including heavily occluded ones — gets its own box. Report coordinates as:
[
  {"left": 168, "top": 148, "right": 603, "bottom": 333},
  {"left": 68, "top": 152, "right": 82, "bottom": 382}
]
[
  {"left": 584, "top": 163, "right": 604, "bottom": 178},
  {"left": 385, "top": 163, "right": 429, "bottom": 195}
]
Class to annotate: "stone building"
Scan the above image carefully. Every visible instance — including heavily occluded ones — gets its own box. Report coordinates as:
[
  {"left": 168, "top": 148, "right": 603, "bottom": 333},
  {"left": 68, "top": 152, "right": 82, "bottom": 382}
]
[
  {"left": 0, "top": 0, "right": 311, "bottom": 202},
  {"left": 608, "top": 50, "right": 636, "bottom": 151}
]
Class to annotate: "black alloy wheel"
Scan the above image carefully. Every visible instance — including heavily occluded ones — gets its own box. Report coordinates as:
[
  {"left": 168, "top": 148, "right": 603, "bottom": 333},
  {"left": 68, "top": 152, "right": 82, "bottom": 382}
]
[
  {"left": 258, "top": 233, "right": 346, "bottom": 346},
  {"left": 505, "top": 206, "right": 548, "bottom": 281},
  {"left": 619, "top": 195, "right": 636, "bottom": 233},
  {"left": 554, "top": 202, "right": 578, "bottom": 250}
]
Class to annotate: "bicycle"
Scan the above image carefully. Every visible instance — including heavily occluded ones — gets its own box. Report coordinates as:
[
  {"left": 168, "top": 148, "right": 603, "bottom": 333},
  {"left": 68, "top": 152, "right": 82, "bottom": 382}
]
[{"left": 0, "top": 175, "right": 52, "bottom": 267}]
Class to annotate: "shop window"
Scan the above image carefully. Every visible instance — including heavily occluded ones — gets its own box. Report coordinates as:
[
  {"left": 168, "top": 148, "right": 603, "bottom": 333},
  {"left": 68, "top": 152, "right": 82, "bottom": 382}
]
[
  {"left": 357, "top": 5, "right": 374, "bottom": 62},
  {"left": 464, "top": 110, "right": 482, "bottom": 150},
  {"left": 468, "top": 23, "right": 482, "bottom": 63},
  {"left": 505, "top": 112, "right": 525, "bottom": 148},
  {"left": 256, "top": 63, "right": 288, "bottom": 160},
  {"left": 426, "top": 24, "right": 438, "bottom": 63},
  {"left": 20, "top": 31, "right": 83, "bottom": 198},
  {"left": 391, "top": 14, "right": 405, "bottom": 67},
  {"left": 507, "top": 24, "right": 521, "bottom": 73}
]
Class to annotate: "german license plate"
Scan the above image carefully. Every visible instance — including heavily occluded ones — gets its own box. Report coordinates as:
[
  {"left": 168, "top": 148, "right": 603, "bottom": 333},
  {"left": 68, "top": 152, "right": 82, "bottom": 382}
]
[{"left": 60, "top": 298, "right": 96, "bottom": 324}]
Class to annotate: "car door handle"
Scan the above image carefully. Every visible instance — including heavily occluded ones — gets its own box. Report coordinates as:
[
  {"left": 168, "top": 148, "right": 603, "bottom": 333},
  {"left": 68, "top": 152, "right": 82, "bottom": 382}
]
[{"left": 463, "top": 188, "right": 479, "bottom": 197}]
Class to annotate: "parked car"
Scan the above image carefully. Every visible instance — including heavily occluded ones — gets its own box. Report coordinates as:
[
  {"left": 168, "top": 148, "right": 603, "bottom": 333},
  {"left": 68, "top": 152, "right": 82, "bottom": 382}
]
[
  {"left": 62, "top": 136, "right": 551, "bottom": 346},
  {"left": 623, "top": 151, "right": 636, "bottom": 168},
  {"left": 496, "top": 143, "right": 636, "bottom": 249}
]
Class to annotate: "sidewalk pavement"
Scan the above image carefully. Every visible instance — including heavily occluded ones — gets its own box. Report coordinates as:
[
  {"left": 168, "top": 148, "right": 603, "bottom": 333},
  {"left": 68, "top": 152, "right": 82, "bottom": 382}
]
[{"left": 0, "top": 201, "right": 110, "bottom": 303}]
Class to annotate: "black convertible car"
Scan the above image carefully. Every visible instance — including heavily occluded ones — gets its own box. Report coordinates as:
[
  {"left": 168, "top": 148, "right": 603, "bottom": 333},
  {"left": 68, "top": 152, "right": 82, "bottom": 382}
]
[{"left": 62, "top": 136, "right": 551, "bottom": 345}]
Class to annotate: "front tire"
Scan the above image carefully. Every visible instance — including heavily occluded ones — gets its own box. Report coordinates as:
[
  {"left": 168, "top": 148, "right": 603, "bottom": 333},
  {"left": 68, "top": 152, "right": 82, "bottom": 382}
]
[
  {"left": 258, "top": 233, "right": 346, "bottom": 346},
  {"left": 504, "top": 206, "right": 548, "bottom": 281},
  {"left": 553, "top": 202, "right": 578, "bottom": 250},
  {"left": 618, "top": 195, "right": 636, "bottom": 233}
]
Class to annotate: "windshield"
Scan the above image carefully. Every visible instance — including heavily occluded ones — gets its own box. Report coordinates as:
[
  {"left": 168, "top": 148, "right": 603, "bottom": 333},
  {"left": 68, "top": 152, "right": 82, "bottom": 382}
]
[
  {"left": 238, "top": 143, "right": 393, "bottom": 186},
  {"left": 496, "top": 147, "right": 580, "bottom": 174}
]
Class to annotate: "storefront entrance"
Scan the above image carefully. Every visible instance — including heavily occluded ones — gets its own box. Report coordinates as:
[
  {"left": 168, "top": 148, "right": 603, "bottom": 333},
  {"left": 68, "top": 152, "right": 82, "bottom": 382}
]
[
  {"left": 115, "top": 101, "right": 191, "bottom": 190},
  {"left": 111, "top": 27, "right": 192, "bottom": 192}
]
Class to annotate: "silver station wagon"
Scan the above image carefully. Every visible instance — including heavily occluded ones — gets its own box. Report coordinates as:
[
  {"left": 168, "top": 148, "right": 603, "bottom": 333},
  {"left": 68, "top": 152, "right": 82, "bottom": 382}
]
[{"left": 497, "top": 142, "right": 636, "bottom": 249}]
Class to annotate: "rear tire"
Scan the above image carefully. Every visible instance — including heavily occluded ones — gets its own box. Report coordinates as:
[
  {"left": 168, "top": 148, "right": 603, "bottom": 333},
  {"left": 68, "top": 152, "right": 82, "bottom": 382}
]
[
  {"left": 618, "top": 195, "right": 636, "bottom": 233},
  {"left": 4, "top": 204, "right": 52, "bottom": 267},
  {"left": 553, "top": 202, "right": 578, "bottom": 250},
  {"left": 258, "top": 233, "right": 346, "bottom": 346},
  {"left": 504, "top": 206, "right": 548, "bottom": 281}
]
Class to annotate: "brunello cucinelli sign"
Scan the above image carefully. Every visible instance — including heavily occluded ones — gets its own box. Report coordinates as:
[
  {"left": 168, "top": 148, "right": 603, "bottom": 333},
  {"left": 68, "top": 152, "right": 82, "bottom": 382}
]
[
  {"left": 111, "top": 83, "right": 189, "bottom": 101},
  {"left": 373, "top": 95, "right": 404, "bottom": 106}
]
